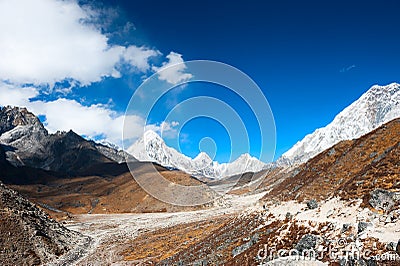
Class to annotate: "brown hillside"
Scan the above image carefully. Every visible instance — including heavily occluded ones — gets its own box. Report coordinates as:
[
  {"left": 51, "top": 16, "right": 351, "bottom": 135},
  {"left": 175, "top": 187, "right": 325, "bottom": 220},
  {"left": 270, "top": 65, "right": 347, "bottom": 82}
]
[{"left": 263, "top": 118, "right": 400, "bottom": 203}]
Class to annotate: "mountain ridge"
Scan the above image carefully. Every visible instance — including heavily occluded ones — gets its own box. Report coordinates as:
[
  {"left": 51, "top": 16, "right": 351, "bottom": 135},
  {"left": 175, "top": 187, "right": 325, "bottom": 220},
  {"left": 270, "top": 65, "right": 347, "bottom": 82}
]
[
  {"left": 277, "top": 82, "right": 400, "bottom": 166},
  {"left": 127, "top": 130, "right": 269, "bottom": 179}
]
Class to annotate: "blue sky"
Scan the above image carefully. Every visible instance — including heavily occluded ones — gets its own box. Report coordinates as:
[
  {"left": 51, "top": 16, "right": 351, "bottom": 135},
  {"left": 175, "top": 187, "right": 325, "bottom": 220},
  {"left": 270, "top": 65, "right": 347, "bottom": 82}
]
[{"left": 0, "top": 0, "right": 399, "bottom": 162}]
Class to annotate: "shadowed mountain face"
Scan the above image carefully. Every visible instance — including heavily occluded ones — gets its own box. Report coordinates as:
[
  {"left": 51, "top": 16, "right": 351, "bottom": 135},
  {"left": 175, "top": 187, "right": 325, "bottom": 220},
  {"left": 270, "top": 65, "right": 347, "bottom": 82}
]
[
  {"left": 0, "top": 106, "right": 133, "bottom": 175},
  {"left": 0, "top": 144, "right": 6, "bottom": 164},
  {"left": 0, "top": 148, "right": 66, "bottom": 185},
  {"left": 263, "top": 118, "right": 400, "bottom": 203}
]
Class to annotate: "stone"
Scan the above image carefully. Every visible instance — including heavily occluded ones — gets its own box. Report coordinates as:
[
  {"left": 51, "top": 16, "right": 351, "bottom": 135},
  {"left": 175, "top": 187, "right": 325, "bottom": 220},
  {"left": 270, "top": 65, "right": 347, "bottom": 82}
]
[
  {"left": 369, "top": 189, "right": 399, "bottom": 213},
  {"left": 232, "top": 233, "right": 259, "bottom": 258},
  {"left": 0, "top": 181, "right": 89, "bottom": 265},
  {"left": 339, "top": 257, "right": 375, "bottom": 266},
  {"left": 306, "top": 199, "right": 318, "bottom": 210},
  {"left": 295, "top": 234, "right": 320, "bottom": 253},
  {"left": 357, "top": 221, "right": 372, "bottom": 234},
  {"left": 342, "top": 223, "right": 352, "bottom": 233},
  {"left": 386, "top": 242, "right": 396, "bottom": 251}
]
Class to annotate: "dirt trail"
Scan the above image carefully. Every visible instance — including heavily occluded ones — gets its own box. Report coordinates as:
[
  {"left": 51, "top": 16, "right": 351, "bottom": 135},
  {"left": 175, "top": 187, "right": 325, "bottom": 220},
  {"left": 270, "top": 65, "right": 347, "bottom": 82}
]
[{"left": 53, "top": 192, "right": 266, "bottom": 265}]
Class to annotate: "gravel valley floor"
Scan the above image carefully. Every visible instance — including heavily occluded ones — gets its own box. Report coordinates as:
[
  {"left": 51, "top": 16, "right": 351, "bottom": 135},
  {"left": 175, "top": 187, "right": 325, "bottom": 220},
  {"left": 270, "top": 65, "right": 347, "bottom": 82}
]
[
  {"left": 57, "top": 192, "right": 265, "bottom": 265},
  {"left": 50, "top": 191, "right": 400, "bottom": 266}
]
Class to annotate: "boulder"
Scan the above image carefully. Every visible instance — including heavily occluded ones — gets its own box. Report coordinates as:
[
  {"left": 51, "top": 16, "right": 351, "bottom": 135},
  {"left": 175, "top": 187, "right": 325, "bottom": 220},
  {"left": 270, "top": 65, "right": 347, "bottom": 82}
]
[
  {"left": 387, "top": 242, "right": 396, "bottom": 251},
  {"left": 295, "top": 234, "right": 320, "bottom": 253},
  {"left": 306, "top": 199, "right": 318, "bottom": 210},
  {"left": 357, "top": 221, "right": 372, "bottom": 234},
  {"left": 369, "top": 189, "right": 399, "bottom": 213},
  {"left": 342, "top": 223, "right": 352, "bottom": 233}
]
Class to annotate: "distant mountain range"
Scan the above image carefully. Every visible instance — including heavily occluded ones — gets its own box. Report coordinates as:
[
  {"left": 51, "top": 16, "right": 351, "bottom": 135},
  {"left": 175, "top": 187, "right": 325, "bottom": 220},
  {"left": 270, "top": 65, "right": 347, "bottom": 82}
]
[
  {"left": 0, "top": 106, "right": 269, "bottom": 179},
  {"left": 0, "top": 82, "right": 399, "bottom": 180},
  {"left": 277, "top": 82, "right": 400, "bottom": 166},
  {"left": 127, "top": 130, "right": 269, "bottom": 179},
  {"left": 127, "top": 82, "right": 400, "bottom": 177}
]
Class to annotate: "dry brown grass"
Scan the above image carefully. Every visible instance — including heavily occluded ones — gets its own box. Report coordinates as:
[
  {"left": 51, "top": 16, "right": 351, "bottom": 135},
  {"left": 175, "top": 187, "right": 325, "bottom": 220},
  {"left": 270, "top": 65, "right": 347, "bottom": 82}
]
[
  {"left": 263, "top": 118, "right": 400, "bottom": 204},
  {"left": 122, "top": 216, "right": 230, "bottom": 263},
  {"left": 9, "top": 162, "right": 209, "bottom": 219}
]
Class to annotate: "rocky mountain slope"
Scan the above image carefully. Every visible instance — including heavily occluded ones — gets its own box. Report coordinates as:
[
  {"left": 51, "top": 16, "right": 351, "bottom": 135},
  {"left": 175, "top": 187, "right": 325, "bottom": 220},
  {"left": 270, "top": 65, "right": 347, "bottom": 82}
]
[
  {"left": 128, "top": 129, "right": 268, "bottom": 179},
  {"left": 0, "top": 181, "right": 89, "bottom": 265},
  {"left": 264, "top": 118, "right": 400, "bottom": 205},
  {"left": 278, "top": 83, "right": 400, "bottom": 166}
]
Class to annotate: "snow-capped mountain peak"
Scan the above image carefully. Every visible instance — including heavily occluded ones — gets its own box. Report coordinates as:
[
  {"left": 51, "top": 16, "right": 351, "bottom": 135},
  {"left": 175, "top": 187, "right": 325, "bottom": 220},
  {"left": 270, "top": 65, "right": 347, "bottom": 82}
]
[
  {"left": 128, "top": 131, "right": 268, "bottom": 179},
  {"left": 143, "top": 129, "right": 162, "bottom": 142},
  {"left": 234, "top": 153, "right": 253, "bottom": 162},
  {"left": 219, "top": 153, "right": 268, "bottom": 177},
  {"left": 237, "top": 153, "right": 250, "bottom": 159},
  {"left": 277, "top": 82, "right": 400, "bottom": 166},
  {"left": 193, "top": 152, "right": 213, "bottom": 164}
]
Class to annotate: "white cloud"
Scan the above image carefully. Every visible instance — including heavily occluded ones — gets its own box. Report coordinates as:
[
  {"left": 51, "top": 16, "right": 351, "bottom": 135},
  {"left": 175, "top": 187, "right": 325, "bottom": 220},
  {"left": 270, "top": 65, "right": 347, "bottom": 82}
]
[
  {"left": 31, "top": 99, "right": 127, "bottom": 142},
  {"left": 0, "top": 82, "right": 39, "bottom": 107},
  {"left": 0, "top": 0, "right": 158, "bottom": 86},
  {"left": 0, "top": 82, "right": 179, "bottom": 146},
  {"left": 179, "top": 132, "right": 191, "bottom": 144},
  {"left": 0, "top": 0, "right": 188, "bottom": 147},
  {"left": 152, "top": 52, "right": 193, "bottom": 85},
  {"left": 123, "top": 46, "right": 160, "bottom": 72},
  {"left": 145, "top": 121, "right": 179, "bottom": 139},
  {"left": 0, "top": 83, "right": 137, "bottom": 145}
]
